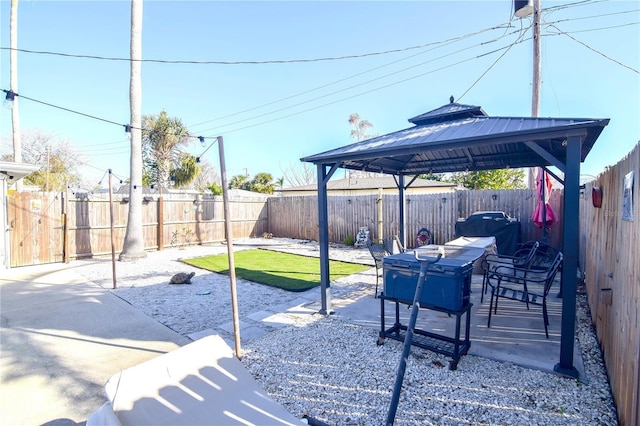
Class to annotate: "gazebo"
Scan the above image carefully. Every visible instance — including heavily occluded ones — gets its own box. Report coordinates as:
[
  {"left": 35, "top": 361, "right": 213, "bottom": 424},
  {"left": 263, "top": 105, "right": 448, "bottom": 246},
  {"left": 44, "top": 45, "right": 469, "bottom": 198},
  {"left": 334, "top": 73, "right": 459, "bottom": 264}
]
[{"left": 301, "top": 100, "right": 609, "bottom": 378}]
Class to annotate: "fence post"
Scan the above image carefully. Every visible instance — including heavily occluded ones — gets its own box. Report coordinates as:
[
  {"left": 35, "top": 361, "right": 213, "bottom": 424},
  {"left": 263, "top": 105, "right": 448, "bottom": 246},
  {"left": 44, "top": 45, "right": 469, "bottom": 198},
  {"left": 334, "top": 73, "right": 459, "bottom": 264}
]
[
  {"left": 157, "top": 195, "right": 164, "bottom": 250},
  {"left": 63, "top": 190, "right": 70, "bottom": 263},
  {"left": 377, "top": 188, "right": 383, "bottom": 241}
]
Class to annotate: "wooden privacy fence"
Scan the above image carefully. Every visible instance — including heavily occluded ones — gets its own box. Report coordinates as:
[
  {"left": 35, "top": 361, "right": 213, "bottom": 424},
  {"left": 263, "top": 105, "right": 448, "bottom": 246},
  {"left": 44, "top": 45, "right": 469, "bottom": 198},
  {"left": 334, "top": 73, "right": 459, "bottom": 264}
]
[
  {"left": 9, "top": 189, "right": 563, "bottom": 267},
  {"left": 579, "top": 141, "right": 640, "bottom": 426},
  {"left": 8, "top": 194, "right": 269, "bottom": 266},
  {"left": 268, "top": 189, "right": 563, "bottom": 250},
  {"left": 6, "top": 191, "right": 64, "bottom": 266}
]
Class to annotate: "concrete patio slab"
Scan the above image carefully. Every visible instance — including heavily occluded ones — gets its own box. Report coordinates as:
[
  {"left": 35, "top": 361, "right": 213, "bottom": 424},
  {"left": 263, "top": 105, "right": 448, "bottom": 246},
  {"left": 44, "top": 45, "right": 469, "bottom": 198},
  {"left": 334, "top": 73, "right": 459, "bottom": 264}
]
[{"left": 331, "top": 273, "right": 585, "bottom": 378}]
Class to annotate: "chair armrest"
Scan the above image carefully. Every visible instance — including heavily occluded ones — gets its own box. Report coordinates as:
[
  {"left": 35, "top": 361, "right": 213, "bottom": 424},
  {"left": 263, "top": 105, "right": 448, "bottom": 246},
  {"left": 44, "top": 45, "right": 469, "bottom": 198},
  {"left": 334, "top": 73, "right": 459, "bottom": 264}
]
[
  {"left": 481, "top": 254, "right": 519, "bottom": 273},
  {"left": 488, "top": 264, "right": 549, "bottom": 286}
]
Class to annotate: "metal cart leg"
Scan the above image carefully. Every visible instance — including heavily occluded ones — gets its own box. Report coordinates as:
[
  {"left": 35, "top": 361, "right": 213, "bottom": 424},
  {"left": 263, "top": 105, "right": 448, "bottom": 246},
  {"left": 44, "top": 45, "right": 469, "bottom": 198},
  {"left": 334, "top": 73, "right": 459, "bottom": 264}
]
[
  {"left": 378, "top": 293, "right": 386, "bottom": 345},
  {"left": 450, "top": 313, "right": 462, "bottom": 370}
]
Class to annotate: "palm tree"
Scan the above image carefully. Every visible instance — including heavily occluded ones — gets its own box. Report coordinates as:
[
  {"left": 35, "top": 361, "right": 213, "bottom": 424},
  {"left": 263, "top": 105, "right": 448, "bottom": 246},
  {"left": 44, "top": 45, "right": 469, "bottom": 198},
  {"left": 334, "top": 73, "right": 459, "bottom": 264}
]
[
  {"left": 171, "top": 152, "right": 201, "bottom": 188},
  {"left": 142, "top": 111, "right": 191, "bottom": 188},
  {"left": 119, "top": 0, "right": 146, "bottom": 262},
  {"left": 249, "top": 172, "right": 276, "bottom": 194},
  {"left": 229, "top": 174, "right": 249, "bottom": 190},
  {"left": 348, "top": 113, "right": 373, "bottom": 142},
  {"left": 348, "top": 113, "right": 377, "bottom": 178}
]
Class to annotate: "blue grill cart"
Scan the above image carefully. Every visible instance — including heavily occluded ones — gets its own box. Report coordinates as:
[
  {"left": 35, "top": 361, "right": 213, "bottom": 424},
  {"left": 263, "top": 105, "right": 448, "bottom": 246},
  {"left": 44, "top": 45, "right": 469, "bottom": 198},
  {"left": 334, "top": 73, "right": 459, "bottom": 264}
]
[{"left": 378, "top": 245, "right": 485, "bottom": 369}]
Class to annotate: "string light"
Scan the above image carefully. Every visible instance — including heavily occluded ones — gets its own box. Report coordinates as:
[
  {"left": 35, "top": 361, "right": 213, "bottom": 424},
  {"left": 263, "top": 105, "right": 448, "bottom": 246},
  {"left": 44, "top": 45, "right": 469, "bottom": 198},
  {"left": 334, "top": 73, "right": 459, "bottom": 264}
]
[
  {"left": 2, "top": 88, "right": 217, "bottom": 144},
  {"left": 196, "top": 136, "right": 220, "bottom": 163},
  {"left": 3, "top": 90, "right": 15, "bottom": 109}
]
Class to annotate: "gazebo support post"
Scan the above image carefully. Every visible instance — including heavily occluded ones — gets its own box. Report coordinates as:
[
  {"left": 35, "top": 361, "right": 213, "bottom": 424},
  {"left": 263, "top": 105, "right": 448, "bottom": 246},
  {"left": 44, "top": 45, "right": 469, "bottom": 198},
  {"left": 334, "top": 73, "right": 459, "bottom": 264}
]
[
  {"left": 398, "top": 174, "right": 406, "bottom": 249},
  {"left": 317, "top": 163, "right": 339, "bottom": 315},
  {"left": 554, "top": 134, "right": 582, "bottom": 379}
]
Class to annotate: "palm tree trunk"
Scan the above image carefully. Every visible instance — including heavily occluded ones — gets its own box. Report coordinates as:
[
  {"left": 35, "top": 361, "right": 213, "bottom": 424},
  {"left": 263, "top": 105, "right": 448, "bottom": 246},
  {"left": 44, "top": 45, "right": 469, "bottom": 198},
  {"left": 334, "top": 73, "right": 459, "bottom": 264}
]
[
  {"left": 10, "top": 0, "right": 22, "bottom": 192},
  {"left": 119, "top": 0, "right": 147, "bottom": 261}
]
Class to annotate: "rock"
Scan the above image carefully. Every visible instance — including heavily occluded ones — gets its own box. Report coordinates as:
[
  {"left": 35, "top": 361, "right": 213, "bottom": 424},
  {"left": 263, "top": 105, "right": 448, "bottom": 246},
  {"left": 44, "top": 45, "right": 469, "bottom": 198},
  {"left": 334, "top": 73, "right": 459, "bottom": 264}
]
[{"left": 169, "top": 272, "right": 195, "bottom": 284}]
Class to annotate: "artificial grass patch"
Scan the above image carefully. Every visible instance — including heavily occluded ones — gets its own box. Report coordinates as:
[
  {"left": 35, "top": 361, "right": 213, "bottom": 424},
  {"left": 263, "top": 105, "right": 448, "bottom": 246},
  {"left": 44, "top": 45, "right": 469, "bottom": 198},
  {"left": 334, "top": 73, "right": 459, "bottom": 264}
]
[{"left": 182, "top": 249, "right": 370, "bottom": 292}]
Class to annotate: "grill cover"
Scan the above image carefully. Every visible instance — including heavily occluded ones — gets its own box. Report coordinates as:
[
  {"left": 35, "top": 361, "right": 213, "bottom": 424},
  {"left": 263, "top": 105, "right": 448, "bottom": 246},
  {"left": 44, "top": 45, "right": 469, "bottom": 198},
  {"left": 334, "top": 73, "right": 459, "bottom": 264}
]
[
  {"left": 454, "top": 211, "right": 521, "bottom": 255},
  {"left": 382, "top": 245, "right": 484, "bottom": 311}
]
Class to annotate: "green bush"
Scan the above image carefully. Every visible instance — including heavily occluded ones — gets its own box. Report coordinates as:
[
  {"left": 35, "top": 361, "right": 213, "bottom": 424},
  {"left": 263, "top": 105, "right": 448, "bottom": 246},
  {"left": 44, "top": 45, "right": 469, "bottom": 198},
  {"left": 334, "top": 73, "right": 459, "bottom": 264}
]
[{"left": 344, "top": 235, "right": 356, "bottom": 246}]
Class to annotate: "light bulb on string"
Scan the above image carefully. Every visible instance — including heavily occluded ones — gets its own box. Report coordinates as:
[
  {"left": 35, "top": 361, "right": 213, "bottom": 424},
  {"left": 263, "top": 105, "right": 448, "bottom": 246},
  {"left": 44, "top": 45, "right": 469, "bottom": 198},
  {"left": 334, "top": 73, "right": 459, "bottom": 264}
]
[{"left": 3, "top": 90, "right": 15, "bottom": 109}]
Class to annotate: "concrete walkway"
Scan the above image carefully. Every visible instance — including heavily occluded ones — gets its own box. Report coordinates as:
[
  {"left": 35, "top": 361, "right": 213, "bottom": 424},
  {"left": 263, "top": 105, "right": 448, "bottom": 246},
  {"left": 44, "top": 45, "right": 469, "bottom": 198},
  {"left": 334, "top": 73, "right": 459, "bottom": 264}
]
[{"left": 0, "top": 263, "right": 190, "bottom": 426}]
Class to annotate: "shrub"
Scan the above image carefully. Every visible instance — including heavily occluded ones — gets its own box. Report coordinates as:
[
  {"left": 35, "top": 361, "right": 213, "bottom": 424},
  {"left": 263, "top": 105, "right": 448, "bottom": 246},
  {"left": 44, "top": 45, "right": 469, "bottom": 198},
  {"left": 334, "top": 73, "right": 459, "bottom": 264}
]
[{"left": 344, "top": 235, "right": 356, "bottom": 246}]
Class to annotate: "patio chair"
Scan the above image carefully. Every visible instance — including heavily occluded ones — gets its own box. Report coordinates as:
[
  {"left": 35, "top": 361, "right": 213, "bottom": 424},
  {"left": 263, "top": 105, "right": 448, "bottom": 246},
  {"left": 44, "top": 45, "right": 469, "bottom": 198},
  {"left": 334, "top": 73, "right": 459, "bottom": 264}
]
[
  {"left": 480, "top": 241, "right": 540, "bottom": 303},
  {"left": 521, "top": 241, "right": 561, "bottom": 271},
  {"left": 382, "top": 235, "right": 405, "bottom": 255},
  {"left": 367, "top": 239, "right": 388, "bottom": 298},
  {"left": 486, "top": 250, "right": 563, "bottom": 338}
]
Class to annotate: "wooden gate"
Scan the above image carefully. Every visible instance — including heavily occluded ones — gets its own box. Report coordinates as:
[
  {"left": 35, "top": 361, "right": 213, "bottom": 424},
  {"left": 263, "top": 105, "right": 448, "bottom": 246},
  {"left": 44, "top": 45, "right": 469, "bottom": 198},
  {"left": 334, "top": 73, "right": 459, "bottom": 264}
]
[{"left": 8, "top": 192, "right": 64, "bottom": 267}]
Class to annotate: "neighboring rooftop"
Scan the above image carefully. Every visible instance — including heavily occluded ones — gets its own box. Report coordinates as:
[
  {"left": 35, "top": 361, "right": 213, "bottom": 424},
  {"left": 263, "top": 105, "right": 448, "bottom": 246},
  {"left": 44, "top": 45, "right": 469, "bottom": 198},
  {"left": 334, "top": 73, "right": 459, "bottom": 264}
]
[{"left": 281, "top": 176, "right": 455, "bottom": 193}]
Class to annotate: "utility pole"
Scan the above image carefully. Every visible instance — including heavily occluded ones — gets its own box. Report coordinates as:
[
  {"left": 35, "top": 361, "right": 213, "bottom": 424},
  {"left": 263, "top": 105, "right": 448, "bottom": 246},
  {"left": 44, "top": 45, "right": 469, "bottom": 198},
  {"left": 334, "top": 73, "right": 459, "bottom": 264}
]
[
  {"left": 529, "top": 0, "right": 542, "bottom": 190},
  {"left": 515, "top": 0, "right": 542, "bottom": 189},
  {"left": 531, "top": 0, "right": 541, "bottom": 118},
  {"left": 10, "top": 0, "right": 22, "bottom": 192}
]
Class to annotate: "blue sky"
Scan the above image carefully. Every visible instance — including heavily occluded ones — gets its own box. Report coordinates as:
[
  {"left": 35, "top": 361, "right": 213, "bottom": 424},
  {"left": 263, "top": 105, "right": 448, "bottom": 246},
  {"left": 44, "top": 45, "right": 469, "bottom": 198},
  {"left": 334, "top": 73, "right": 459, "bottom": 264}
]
[{"left": 1, "top": 0, "right": 638, "bottom": 187}]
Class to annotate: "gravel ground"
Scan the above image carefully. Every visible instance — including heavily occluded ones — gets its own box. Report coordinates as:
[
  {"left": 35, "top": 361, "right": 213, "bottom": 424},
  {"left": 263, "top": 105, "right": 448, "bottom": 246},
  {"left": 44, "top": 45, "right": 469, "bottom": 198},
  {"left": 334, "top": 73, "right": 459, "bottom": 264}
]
[{"left": 75, "top": 238, "right": 618, "bottom": 425}]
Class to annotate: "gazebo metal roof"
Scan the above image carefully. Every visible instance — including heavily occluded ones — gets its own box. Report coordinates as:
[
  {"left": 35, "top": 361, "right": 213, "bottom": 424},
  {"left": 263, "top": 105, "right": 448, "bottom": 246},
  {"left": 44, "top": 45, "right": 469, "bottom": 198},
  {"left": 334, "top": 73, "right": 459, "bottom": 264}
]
[
  {"left": 301, "top": 100, "right": 610, "bottom": 380},
  {"left": 302, "top": 102, "right": 608, "bottom": 175}
]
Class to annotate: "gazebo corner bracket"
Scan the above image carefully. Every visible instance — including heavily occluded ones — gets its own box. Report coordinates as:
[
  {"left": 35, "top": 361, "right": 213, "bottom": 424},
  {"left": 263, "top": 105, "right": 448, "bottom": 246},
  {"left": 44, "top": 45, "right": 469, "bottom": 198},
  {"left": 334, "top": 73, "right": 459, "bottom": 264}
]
[{"left": 524, "top": 141, "right": 565, "bottom": 172}]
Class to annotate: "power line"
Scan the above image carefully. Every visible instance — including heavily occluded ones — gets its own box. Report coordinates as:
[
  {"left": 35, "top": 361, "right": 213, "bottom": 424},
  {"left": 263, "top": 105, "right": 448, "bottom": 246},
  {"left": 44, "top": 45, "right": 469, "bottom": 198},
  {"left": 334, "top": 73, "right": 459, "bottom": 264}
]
[
  {"left": 548, "top": 23, "right": 639, "bottom": 74},
  {"left": 79, "top": 139, "right": 131, "bottom": 152},
  {"left": 197, "top": 37, "right": 533, "bottom": 137},
  {"left": 83, "top": 147, "right": 131, "bottom": 155},
  {"left": 3, "top": 9, "right": 634, "bottom": 145},
  {"left": 458, "top": 26, "right": 530, "bottom": 102},
  {"left": 545, "top": 20, "right": 639, "bottom": 35},
  {"left": 193, "top": 27, "right": 528, "bottom": 134},
  {"left": 187, "top": 22, "right": 517, "bottom": 129},
  {"left": 188, "top": 16, "right": 634, "bottom": 132},
  {"left": 543, "top": 0, "right": 608, "bottom": 13},
  {"left": 0, "top": 27, "right": 554, "bottom": 144},
  {"left": 73, "top": 157, "right": 129, "bottom": 182},
  {"left": 6, "top": 20, "right": 521, "bottom": 150},
  {"left": 0, "top": 5, "right": 628, "bottom": 71},
  {"left": 544, "top": 7, "right": 639, "bottom": 24},
  {"left": 0, "top": 37, "right": 494, "bottom": 65}
]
